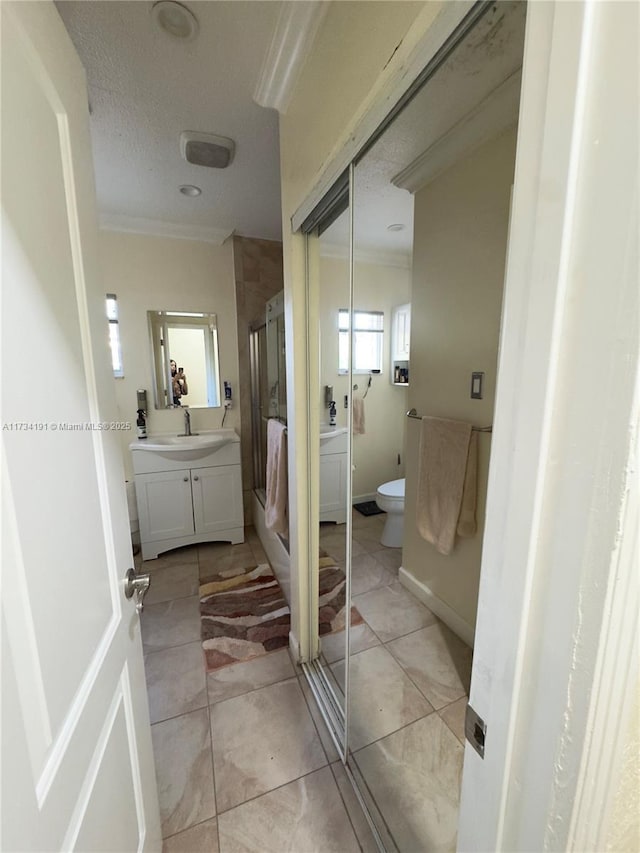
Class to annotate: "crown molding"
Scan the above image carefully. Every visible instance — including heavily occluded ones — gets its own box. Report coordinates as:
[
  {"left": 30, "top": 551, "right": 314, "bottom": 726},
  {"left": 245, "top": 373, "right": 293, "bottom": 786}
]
[
  {"left": 99, "top": 214, "right": 233, "bottom": 245},
  {"left": 393, "top": 69, "right": 522, "bottom": 195},
  {"left": 253, "top": 0, "right": 329, "bottom": 114},
  {"left": 320, "top": 241, "right": 411, "bottom": 270}
]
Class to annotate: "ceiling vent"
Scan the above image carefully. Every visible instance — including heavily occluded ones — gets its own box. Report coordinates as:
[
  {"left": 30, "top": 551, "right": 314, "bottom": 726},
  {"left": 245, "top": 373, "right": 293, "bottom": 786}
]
[{"left": 180, "top": 132, "right": 235, "bottom": 169}]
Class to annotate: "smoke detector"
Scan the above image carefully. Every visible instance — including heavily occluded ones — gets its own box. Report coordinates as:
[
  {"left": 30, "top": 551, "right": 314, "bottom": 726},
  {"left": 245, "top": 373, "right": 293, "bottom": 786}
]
[{"left": 180, "top": 132, "right": 235, "bottom": 169}]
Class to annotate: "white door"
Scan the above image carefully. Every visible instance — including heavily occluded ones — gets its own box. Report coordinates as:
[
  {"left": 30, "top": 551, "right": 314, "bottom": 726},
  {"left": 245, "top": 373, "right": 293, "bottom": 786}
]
[{"left": 1, "top": 3, "right": 161, "bottom": 851}]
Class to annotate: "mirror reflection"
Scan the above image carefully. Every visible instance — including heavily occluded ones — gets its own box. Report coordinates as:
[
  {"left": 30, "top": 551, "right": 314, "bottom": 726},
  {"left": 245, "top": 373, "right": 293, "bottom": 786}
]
[
  {"left": 147, "top": 310, "right": 221, "bottom": 409},
  {"left": 312, "top": 205, "right": 352, "bottom": 717},
  {"left": 305, "top": 2, "right": 526, "bottom": 848}
]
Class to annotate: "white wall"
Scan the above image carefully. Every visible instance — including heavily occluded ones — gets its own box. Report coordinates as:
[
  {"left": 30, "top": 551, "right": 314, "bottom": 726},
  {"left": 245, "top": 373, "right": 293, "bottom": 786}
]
[
  {"left": 403, "top": 126, "right": 517, "bottom": 634},
  {"left": 99, "top": 230, "right": 240, "bottom": 480},
  {"left": 318, "top": 253, "right": 411, "bottom": 498}
]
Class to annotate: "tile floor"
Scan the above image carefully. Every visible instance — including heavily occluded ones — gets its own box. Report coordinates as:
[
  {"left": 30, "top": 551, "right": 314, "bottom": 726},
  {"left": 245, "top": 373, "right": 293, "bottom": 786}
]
[
  {"left": 319, "top": 511, "right": 472, "bottom": 852},
  {"left": 138, "top": 532, "right": 376, "bottom": 853},
  {"left": 138, "top": 513, "right": 472, "bottom": 853}
]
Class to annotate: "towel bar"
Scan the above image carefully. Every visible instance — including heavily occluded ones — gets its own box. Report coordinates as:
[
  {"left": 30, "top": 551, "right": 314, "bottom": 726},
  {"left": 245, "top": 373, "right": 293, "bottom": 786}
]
[{"left": 406, "top": 408, "right": 492, "bottom": 433}]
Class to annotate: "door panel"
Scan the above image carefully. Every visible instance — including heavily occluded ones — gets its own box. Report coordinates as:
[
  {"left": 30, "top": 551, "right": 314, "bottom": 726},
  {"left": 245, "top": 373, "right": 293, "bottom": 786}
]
[
  {"left": 1, "top": 3, "right": 160, "bottom": 850},
  {"left": 136, "top": 470, "right": 195, "bottom": 541},
  {"left": 192, "top": 465, "right": 243, "bottom": 533}
]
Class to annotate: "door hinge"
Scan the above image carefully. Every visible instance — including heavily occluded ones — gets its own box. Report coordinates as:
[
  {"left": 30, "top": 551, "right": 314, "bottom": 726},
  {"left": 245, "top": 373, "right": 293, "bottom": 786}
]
[{"left": 465, "top": 703, "right": 486, "bottom": 758}]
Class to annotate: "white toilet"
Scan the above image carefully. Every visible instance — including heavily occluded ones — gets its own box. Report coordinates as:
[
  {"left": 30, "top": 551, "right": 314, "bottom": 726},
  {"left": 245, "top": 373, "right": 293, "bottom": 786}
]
[{"left": 375, "top": 478, "right": 405, "bottom": 548}]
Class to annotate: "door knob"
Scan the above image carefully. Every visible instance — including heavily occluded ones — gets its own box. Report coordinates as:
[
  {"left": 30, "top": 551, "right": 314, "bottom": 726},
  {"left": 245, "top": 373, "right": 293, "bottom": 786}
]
[{"left": 124, "top": 568, "right": 151, "bottom": 614}]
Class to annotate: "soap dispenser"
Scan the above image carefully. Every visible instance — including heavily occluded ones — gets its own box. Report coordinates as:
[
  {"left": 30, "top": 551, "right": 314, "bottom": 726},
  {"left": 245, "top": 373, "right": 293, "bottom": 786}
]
[
  {"left": 329, "top": 401, "right": 337, "bottom": 426},
  {"left": 136, "top": 409, "right": 147, "bottom": 439}
]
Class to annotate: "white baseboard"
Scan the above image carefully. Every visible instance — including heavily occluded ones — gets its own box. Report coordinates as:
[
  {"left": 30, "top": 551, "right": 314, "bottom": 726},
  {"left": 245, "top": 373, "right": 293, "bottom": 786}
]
[
  {"left": 353, "top": 492, "right": 377, "bottom": 504},
  {"left": 398, "top": 566, "right": 476, "bottom": 648}
]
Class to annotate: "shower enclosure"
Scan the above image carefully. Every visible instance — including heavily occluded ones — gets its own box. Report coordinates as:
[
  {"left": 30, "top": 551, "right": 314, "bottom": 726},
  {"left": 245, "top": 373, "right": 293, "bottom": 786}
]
[{"left": 250, "top": 290, "right": 287, "bottom": 505}]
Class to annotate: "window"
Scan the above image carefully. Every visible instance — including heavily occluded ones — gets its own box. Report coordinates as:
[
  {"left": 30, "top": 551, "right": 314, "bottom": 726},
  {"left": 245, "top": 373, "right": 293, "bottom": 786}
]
[
  {"left": 338, "top": 309, "right": 384, "bottom": 373},
  {"left": 106, "top": 293, "right": 124, "bottom": 378}
]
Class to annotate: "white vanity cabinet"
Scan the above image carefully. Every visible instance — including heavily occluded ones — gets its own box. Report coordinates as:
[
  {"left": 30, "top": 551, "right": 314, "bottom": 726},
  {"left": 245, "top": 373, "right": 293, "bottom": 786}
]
[
  {"left": 319, "top": 428, "right": 348, "bottom": 524},
  {"left": 131, "top": 437, "right": 244, "bottom": 560}
]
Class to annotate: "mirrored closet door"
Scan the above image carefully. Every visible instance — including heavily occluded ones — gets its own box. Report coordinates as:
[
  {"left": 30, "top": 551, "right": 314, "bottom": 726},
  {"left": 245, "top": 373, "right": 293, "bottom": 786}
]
[{"left": 302, "top": 2, "right": 527, "bottom": 849}]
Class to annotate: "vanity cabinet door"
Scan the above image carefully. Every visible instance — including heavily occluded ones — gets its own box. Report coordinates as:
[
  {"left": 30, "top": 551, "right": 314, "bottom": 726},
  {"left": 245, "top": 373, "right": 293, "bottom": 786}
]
[
  {"left": 319, "top": 452, "right": 348, "bottom": 520},
  {"left": 192, "top": 465, "right": 244, "bottom": 535},
  {"left": 136, "top": 470, "right": 195, "bottom": 542}
]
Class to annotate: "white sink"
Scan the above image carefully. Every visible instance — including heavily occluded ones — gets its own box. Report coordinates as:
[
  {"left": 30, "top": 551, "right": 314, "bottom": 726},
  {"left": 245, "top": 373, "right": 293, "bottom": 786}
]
[
  {"left": 130, "top": 429, "right": 239, "bottom": 461},
  {"left": 320, "top": 424, "right": 348, "bottom": 441}
]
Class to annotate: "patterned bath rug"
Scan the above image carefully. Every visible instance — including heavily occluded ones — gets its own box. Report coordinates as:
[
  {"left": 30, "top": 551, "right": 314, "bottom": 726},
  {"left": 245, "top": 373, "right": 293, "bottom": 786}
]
[
  {"left": 353, "top": 500, "right": 385, "bottom": 517},
  {"left": 318, "top": 550, "right": 363, "bottom": 636},
  {"left": 200, "top": 563, "right": 290, "bottom": 673}
]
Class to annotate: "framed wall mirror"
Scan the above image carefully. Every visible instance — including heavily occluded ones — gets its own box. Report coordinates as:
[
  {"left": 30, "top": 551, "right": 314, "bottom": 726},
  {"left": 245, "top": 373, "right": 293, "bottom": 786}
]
[{"left": 147, "top": 310, "right": 221, "bottom": 409}]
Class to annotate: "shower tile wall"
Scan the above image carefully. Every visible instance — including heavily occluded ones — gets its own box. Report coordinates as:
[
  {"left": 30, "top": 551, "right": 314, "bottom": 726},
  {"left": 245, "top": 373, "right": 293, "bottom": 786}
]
[{"left": 233, "top": 236, "right": 284, "bottom": 524}]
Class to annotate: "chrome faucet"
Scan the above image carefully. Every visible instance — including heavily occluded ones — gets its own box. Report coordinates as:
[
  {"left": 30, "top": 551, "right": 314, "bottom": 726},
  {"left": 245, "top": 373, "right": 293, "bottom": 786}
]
[{"left": 179, "top": 406, "right": 197, "bottom": 437}]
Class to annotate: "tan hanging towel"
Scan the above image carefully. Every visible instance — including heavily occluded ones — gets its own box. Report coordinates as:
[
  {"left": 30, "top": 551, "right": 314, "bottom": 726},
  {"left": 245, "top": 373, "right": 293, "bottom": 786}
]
[
  {"left": 352, "top": 398, "right": 366, "bottom": 435},
  {"left": 265, "top": 419, "right": 288, "bottom": 536},
  {"left": 416, "top": 417, "right": 478, "bottom": 555}
]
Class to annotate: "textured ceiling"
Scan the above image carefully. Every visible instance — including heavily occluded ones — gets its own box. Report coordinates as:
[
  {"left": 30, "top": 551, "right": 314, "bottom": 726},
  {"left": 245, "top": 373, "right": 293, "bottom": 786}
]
[{"left": 56, "top": 1, "right": 283, "bottom": 240}]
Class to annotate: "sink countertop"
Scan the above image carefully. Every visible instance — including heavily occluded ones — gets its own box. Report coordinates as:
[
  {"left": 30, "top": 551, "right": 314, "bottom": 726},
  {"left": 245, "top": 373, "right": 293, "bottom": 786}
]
[{"left": 129, "top": 428, "right": 240, "bottom": 453}]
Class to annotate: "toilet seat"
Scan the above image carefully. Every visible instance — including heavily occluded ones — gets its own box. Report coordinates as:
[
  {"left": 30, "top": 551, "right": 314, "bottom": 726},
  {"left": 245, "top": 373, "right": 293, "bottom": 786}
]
[{"left": 377, "top": 478, "right": 404, "bottom": 499}]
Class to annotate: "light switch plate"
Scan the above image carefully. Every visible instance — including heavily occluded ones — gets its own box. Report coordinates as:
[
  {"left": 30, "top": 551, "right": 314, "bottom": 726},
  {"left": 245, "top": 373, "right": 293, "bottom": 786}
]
[{"left": 471, "top": 371, "right": 484, "bottom": 399}]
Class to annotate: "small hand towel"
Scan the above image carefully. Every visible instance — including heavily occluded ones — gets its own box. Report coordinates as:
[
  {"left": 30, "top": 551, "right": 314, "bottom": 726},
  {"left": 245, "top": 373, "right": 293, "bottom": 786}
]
[
  {"left": 265, "top": 419, "right": 288, "bottom": 536},
  {"left": 352, "top": 398, "right": 366, "bottom": 435},
  {"left": 416, "top": 417, "right": 478, "bottom": 555}
]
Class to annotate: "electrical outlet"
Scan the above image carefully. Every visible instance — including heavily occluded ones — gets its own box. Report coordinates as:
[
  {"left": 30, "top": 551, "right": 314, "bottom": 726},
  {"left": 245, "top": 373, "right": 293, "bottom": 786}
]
[{"left": 224, "top": 401, "right": 232, "bottom": 410}]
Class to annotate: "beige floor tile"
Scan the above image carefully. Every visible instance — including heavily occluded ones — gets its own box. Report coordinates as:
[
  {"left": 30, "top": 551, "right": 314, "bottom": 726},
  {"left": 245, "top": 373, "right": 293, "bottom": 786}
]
[
  {"left": 386, "top": 623, "right": 472, "bottom": 709},
  {"left": 351, "top": 510, "right": 386, "bottom": 530},
  {"left": 373, "top": 547, "right": 403, "bottom": 573},
  {"left": 319, "top": 531, "right": 366, "bottom": 563},
  {"left": 145, "top": 641, "right": 207, "bottom": 724},
  {"left": 320, "top": 622, "right": 380, "bottom": 664},
  {"left": 217, "top": 767, "right": 359, "bottom": 853},
  {"left": 206, "top": 649, "right": 295, "bottom": 705},
  {"left": 352, "top": 525, "right": 388, "bottom": 555},
  {"left": 352, "top": 582, "right": 437, "bottom": 643},
  {"left": 211, "top": 678, "right": 327, "bottom": 812},
  {"left": 197, "top": 541, "right": 234, "bottom": 561},
  {"left": 350, "top": 553, "right": 397, "bottom": 596},
  {"left": 199, "top": 543, "right": 257, "bottom": 576},
  {"left": 163, "top": 818, "right": 219, "bottom": 853},
  {"left": 249, "top": 542, "right": 269, "bottom": 565},
  {"left": 151, "top": 709, "right": 216, "bottom": 838},
  {"left": 143, "top": 546, "right": 199, "bottom": 570},
  {"left": 439, "top": 696, "right": 468, "bottom": 744},
  {"left": 141, "top": 595, "right": 202, "bottom": 653},
  {"left": 355, "top": 714, "right": 464, "bottom": 852},
  {"left": 144, "top": 563, "right": 199, "bottom": 606},
  {"left": 332, "top": 646, "right": 433, "bottom": 751}
]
